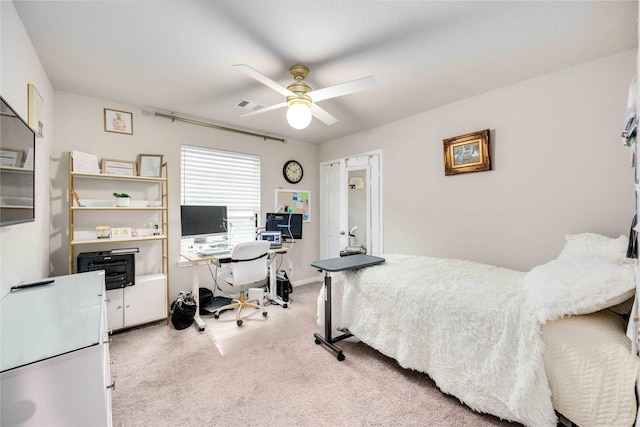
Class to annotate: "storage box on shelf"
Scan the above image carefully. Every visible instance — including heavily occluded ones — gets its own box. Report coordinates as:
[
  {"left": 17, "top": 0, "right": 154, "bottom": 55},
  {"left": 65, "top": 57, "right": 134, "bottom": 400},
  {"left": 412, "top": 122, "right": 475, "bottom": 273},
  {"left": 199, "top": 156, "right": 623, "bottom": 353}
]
[{"left": 68, "top": 152, "right": 169, "bottom": 331}]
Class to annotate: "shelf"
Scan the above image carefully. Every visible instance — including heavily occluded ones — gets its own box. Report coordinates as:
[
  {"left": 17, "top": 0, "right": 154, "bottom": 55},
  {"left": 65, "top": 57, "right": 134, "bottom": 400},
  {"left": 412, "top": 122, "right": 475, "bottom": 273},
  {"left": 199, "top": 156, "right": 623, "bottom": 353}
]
[
  {"left": 71, "top": 206, "right": 167, "bottom": 211},
  {"left": 68, "top": 153, "right": 169, "bottom": 331},
  {"left": 0, "top": 205, "right": 34, "bottom": 210},
  {"left": 0, "top": 166, "right": 34, "bottom": 174},
  {"left": 71, "top": 235, "right": 167, "bottom": 245},
  {"left": 71, "top": 171, "right": 166, "bottom": 183}
]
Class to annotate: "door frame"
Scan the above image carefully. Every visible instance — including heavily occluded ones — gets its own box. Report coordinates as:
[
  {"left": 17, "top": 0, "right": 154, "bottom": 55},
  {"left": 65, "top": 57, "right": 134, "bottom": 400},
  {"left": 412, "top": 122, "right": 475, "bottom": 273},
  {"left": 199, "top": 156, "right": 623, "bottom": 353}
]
[{"left": 319, "top": 149, "right": 383, "bottom": 259}]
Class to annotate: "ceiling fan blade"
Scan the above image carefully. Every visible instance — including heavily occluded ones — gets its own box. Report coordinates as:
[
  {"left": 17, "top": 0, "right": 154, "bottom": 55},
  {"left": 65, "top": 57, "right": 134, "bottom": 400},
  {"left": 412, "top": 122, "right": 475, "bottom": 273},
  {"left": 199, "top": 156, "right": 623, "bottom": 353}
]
[
  {"left": 308, "top": 76, "right": 377, "bottom": 103},
  {"left": 310, "top": 104, "right": 338, "bottom": 126},
  {"left": 233, "top": 64, "right": 295, "bottom": 98},
  {"left": 240, "top": 101, "right": 287, "bottom": 117}
]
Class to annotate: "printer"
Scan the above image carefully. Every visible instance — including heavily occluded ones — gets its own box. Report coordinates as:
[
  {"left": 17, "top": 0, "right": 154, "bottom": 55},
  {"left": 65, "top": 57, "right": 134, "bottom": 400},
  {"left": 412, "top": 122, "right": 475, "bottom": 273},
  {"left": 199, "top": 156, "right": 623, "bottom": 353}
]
[{"left": 77, "top": 250, "right": 135, "bottom": 290}]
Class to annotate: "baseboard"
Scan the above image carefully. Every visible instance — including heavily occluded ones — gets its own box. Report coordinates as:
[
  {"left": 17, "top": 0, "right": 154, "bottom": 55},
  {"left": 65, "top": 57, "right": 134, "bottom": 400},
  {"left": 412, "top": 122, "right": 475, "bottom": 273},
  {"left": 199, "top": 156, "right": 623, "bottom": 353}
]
[{"left": 291, "top": 274, "right": 323, "bottom": 287}]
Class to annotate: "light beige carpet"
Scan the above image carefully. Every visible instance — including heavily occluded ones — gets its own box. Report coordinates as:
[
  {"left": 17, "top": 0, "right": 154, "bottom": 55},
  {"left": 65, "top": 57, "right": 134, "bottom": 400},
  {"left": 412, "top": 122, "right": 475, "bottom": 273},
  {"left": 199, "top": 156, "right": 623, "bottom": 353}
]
[{"left": 109, "top": 282, "right": 520, "bottom": 426}]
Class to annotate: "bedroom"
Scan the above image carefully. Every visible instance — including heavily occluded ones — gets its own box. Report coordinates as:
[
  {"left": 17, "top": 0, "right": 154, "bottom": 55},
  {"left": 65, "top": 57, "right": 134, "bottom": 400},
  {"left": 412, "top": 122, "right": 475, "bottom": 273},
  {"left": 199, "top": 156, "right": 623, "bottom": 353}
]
[{"left": 1, "top": 1, "right": 638, "bottom": 426}]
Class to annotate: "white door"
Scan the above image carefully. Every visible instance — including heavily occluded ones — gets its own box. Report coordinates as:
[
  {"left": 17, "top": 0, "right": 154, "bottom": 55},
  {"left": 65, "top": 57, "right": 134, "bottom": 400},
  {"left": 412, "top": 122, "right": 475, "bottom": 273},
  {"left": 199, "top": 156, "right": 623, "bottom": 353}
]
[
  {"left": 124, "top": 274, "right": 167, "bottom": 327},
  {"left": 106, "top": 289, "right": 124, "bottom": 331},
  {"left": 320, "top": 160, "right": 346, "bottom": 259}
]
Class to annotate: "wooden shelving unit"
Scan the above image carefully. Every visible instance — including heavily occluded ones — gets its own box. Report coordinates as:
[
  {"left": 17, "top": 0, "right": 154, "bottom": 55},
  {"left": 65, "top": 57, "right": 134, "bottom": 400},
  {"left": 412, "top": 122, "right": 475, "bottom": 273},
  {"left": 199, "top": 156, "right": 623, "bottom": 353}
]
[{"left": 67, "top": 152, "right": 169, "bottom": 331}]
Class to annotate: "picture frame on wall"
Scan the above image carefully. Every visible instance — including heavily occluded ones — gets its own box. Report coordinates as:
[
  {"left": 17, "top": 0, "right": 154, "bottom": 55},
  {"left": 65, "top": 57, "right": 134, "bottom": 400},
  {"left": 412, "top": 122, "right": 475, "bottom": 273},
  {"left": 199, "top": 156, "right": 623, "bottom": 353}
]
[
  {"left": 101, "top": 158, "right": 136, "bottom": 176},
  {"left": 104, "top": 108, "right": 133, "bottom": 135},
  {"left": 443, "top": 129, "right": 491, "bottom": 176},
  {"left": 137, "top": 154, "right": 164, "bottom": 178},
  {"left": 28, "top": 83, "right": 44, "bottom": 138},
  {"left": 0, "top": 148, "right": 24, "bottom": 167}
]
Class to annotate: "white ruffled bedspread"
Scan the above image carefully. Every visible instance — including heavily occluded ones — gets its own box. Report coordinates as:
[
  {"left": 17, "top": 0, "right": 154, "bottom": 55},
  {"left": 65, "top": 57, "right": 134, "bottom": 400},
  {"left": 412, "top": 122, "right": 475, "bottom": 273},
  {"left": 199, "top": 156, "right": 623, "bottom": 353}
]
[{"left": 317, "top": 253, "right": 636, "bottom": 427}]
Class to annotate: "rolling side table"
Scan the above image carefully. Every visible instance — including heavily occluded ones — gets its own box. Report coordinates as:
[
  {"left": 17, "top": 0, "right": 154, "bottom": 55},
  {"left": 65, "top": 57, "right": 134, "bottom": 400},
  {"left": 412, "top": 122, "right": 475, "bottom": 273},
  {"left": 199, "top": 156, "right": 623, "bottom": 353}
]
[{"left": 311, "top": 254, "right": 385, "bottom": 361}]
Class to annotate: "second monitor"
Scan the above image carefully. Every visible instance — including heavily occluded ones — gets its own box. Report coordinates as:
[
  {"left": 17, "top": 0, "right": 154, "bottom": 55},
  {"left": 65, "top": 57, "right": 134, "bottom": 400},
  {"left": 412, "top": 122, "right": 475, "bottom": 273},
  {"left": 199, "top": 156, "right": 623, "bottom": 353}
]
[{"left": 265, "top": 213, "right": 303, "bottom": 240}]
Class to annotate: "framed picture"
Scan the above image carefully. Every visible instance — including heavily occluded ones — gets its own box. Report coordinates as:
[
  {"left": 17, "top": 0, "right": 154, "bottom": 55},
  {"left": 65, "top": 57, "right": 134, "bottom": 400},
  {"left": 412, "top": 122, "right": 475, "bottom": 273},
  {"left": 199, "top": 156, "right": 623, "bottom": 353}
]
[
  {"left": 0, "top": 148, "right": 24, "bottom": 167},
  {"left": 28, "top": 83, "right": 44, "bottom": 138},
  {"left": 137, "top": 154, "right": 164, "bottom": 177},
  {"left": 72, "top": 150, "right": 100, "bottom": 174},
  {"left": 443, "top": 129, "right": 491, "bottom": 176},
  {"left": 101, "top": 158, "right": 136, "bottom": 176},
  {"left": 104, "top": 108, "right": 133, "bottom": 135}
]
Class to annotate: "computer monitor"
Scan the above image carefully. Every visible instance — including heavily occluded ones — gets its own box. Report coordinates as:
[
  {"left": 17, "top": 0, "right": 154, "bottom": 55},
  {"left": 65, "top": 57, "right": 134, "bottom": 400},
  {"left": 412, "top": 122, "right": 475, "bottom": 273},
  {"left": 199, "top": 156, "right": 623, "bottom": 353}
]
[
  {"left": 265, "top": 213, "right": 303, "bottom": 240},
  {"left": 180, "top": 205, "right": 227, "bottom": 243}
]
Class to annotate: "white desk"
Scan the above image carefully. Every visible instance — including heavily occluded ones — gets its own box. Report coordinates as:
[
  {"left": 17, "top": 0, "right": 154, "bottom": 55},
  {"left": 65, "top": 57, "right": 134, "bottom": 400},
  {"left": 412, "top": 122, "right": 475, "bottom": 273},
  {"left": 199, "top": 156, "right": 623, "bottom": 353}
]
[
  {"left": 180, "top": 247, "right": 290, "bottom": 331},
  {"left": 1, "top": 271, "right": 112, "bottom": 426}
]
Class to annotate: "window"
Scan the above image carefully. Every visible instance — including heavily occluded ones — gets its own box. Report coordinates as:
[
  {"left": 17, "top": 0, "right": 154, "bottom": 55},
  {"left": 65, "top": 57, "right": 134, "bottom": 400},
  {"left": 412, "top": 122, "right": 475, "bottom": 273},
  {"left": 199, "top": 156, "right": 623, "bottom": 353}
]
[{"left": 181, "top": 145, "right": 260, "bottom": 246}]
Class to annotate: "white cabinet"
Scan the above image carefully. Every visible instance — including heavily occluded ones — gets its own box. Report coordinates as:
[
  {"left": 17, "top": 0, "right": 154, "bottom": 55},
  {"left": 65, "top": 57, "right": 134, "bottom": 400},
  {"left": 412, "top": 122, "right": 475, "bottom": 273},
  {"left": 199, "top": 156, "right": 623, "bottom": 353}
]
[
  {"left": 1, "top": 271, "right": 112, "bottom": 427},
  {"left": 67, "top": 152, "right": 169, "bottom": 331},
  {"left": 106, "top": 274, "right": 167, "bottom": 331}
]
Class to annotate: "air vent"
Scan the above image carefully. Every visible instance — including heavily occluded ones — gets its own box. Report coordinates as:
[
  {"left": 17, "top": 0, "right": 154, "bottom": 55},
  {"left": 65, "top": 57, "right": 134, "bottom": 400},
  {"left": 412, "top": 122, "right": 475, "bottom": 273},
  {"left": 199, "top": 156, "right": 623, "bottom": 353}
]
[{"left": 235, "top": 99, "right": 264, "bottom": 112}]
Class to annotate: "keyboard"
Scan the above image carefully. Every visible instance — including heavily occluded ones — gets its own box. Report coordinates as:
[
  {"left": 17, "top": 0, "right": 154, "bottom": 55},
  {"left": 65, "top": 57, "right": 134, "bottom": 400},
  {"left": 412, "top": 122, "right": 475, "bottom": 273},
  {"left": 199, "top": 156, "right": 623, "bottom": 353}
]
[{"left": 197, "top": 246, "right": 232, "bottom": 257}]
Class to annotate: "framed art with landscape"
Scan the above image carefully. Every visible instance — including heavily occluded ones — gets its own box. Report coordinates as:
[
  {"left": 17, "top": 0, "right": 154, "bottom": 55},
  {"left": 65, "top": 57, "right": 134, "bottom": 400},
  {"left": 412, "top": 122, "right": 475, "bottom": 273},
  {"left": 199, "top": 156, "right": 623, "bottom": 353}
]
[{"left": 443, "top": 129, "right": 491, "bottom": 176}]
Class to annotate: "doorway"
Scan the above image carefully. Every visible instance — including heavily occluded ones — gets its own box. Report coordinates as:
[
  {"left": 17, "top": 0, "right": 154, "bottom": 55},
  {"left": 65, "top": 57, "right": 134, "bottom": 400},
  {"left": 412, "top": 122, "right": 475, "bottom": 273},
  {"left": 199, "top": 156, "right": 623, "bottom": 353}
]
[{"left": 319, "top": 151, "right": 382, "bottom": 259}]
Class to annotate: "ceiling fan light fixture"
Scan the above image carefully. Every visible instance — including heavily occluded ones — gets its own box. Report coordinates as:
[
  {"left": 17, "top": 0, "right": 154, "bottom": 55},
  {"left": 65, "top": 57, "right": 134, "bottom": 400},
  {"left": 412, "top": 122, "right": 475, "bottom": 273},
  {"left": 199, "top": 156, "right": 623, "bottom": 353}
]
[{"left": 286, "top": 97, "right": 312, "bottom": 130}]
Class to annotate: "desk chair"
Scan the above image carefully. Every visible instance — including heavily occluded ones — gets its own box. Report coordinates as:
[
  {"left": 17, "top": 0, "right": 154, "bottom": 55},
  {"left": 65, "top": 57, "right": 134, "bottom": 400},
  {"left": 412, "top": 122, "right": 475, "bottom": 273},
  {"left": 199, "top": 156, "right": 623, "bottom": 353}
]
[{"left": 213, "top": 240, "right": 270, "bottom": 326}]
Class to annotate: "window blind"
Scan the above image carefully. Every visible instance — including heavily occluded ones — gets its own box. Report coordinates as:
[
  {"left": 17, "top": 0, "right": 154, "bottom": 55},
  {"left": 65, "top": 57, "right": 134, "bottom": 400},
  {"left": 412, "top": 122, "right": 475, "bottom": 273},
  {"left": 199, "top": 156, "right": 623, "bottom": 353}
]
[{"left": 181, "top": 144, "right": 260, "bottom": 246}]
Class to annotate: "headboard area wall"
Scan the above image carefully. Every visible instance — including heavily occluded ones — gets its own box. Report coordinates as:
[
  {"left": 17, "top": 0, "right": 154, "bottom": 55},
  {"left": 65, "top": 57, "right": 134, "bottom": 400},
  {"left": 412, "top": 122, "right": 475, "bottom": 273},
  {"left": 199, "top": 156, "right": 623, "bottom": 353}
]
[{"left": 319, "top": 50, "right": 636, "bottom": 272}]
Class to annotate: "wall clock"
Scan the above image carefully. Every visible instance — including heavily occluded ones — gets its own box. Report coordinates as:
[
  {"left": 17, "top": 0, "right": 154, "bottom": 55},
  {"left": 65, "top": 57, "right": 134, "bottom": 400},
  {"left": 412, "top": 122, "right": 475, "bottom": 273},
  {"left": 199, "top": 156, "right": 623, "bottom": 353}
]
[{"left": 283, "top": 160, "right": 303, "bottom": 184}]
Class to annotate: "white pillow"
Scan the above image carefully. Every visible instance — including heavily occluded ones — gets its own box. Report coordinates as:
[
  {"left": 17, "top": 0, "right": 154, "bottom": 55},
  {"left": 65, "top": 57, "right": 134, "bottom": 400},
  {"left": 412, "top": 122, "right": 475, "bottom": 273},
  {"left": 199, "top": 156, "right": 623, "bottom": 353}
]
[
  {"left": 524, "top": 258, "right": 635, "bottom": 322},
  {"left": 557, "top": 233, "right": 629, "bottom": 262}
]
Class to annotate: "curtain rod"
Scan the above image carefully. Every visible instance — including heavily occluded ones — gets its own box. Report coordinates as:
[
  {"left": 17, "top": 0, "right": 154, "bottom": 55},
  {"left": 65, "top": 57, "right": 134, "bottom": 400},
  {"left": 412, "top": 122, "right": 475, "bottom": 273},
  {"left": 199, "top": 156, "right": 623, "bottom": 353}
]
[{"left": 153, "top": 112, "right": 286, "bottom": 143}]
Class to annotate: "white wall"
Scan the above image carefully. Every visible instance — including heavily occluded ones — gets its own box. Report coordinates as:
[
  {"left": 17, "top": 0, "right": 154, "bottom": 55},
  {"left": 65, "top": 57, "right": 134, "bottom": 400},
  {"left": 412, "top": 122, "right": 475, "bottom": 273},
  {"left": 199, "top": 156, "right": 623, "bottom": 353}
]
[
  {"left": 320, "top": 50, "right": 636, "bottom": 272},
  {"left": 50, "top": 91, "right": 319, "bottom": 300},
  {"left": 0, "top": 2, "right": 53, "bottom": 296}
]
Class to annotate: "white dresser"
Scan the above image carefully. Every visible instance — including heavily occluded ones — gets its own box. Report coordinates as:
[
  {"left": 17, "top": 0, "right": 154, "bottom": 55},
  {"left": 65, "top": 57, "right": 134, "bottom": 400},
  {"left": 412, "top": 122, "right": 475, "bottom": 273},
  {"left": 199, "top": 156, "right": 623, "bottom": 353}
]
[{"left": 1, "top": 271, "right": 112, "bottom": 426}]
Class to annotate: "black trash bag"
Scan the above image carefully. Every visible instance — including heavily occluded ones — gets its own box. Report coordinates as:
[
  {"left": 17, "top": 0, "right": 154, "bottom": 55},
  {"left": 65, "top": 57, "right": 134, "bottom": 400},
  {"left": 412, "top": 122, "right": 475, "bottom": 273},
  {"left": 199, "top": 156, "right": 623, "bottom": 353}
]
[{"left": 170, "top": 291, "right": 197, "bottom": 330}]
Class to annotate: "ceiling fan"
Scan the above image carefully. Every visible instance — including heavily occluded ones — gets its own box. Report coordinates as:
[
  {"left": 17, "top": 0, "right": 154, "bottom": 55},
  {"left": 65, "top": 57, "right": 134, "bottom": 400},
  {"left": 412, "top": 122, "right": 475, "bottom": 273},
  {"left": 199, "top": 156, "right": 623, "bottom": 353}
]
[{"left": 234, "top": 64, "right": 376, "bottom": 129}]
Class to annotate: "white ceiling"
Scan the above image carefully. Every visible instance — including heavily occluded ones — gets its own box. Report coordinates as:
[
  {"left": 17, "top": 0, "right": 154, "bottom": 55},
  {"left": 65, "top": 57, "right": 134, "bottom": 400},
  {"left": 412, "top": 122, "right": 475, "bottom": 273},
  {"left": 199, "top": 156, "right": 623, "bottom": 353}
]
[{"left": 13, "top": 0, "right": 638, "bottom": 144}]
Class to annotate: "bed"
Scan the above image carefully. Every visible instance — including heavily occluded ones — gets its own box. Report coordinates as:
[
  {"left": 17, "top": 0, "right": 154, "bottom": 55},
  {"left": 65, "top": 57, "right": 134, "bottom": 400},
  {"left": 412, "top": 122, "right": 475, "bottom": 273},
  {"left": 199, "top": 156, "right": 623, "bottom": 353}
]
[{"left": 317, "top": 233, "right": 639, "bottom": 426}]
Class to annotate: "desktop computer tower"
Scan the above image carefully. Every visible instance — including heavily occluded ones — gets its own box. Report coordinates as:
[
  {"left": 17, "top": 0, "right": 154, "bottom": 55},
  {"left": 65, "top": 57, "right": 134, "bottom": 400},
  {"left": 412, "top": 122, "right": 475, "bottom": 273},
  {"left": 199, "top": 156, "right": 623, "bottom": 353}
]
[{"left": 276, "top": 270, "right": 292, "bottom": 302}]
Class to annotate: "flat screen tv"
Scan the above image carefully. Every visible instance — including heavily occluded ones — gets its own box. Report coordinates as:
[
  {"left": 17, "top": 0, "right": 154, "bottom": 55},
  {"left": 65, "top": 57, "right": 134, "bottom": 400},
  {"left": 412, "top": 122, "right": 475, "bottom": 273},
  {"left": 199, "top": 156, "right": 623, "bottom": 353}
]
[
  {"left": 0, "top": 96, "right": 35, "bottom": 227},
  {"left": 180, "top": 205, "right": 227, "bottom": 243},
  {"left": 265, "top": 212, "right": 303, "bottom": 240}
]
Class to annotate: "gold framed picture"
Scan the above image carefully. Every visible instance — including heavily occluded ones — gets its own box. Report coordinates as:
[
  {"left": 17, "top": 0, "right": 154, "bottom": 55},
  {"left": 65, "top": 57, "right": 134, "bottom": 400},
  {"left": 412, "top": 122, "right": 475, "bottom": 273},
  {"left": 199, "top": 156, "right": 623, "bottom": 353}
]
[
  {"left": 443, "top": 129, "right": 491, "bottom": 176},
  {"left": 101, "top": 158, "right": 136, "bottom": 176},
  {"left": 137, "top": 154, "right": 164, "bottom": 177},
  {"left": 104, "top": 108, "right": 133, "bottom": 135},
  {"left": 28, "top": 83, "right": 44, "bottom": 138}
]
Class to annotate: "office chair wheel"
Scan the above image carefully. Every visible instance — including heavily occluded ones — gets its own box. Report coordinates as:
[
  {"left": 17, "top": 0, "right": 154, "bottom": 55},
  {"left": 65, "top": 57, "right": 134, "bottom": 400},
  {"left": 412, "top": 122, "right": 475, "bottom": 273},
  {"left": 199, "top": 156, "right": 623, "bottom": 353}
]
[
  {"left": 262, "top": 311, "right": 268, "bottom": 317},
  {"left": 237, "top": 319, "right": 243, "bottom": 326},
  {"left": 337, "top": 352, "right": 345, "bottom": 362},
  {"left": 315, "top": 338, "right": 321, "bottom": 345}
]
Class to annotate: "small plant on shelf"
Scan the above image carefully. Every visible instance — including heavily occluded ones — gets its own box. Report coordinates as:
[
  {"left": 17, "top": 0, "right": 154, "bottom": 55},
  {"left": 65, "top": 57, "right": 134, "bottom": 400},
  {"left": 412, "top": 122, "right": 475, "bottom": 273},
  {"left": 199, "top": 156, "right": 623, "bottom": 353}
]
[{"left": 113, "top": 192, "right": 131, "bottom": 207}]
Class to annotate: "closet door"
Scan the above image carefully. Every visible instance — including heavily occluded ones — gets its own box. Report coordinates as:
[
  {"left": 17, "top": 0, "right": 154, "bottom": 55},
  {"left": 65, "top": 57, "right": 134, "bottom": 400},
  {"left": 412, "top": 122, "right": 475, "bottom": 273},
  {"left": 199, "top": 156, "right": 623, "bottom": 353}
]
[{"left": 320, "top": 160, "right": 346, "bottom": 259}]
